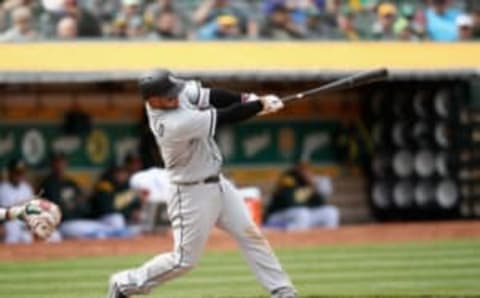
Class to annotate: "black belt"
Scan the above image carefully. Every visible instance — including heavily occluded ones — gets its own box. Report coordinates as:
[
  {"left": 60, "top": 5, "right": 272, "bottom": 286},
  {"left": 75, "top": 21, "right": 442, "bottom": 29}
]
[{"left": 174, "top": 175, "right": 220, "bottom": 186}]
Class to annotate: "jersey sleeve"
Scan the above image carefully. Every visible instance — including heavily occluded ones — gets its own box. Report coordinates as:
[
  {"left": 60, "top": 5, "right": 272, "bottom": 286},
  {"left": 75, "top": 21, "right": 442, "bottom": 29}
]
[
  {"left": 168, "top": 109, "right": 217, "bottom": 141},
  {"left": 182, "top": 80, "right": 210, "bottom": 109}
]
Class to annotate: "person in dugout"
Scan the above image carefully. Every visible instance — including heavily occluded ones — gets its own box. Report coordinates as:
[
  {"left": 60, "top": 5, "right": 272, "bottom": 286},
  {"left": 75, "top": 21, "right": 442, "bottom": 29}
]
[
  {"left": 91, "top": 163, "right": 142, "bottom": 233},
  {"left": 41, "top": 153, "right": 127, "bottom": 239},
  {"left": 264, "top": 162, "right": 339, "bottom": 230}
]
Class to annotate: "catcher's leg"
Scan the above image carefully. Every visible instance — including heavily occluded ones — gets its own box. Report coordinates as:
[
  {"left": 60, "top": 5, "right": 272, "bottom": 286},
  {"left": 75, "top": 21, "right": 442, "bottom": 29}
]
[
  {"left": 109, "top": 183, "right": 222, "bottom": 297},
  {"left": 217, "top": 177, "right": 296, "bottom": 295},
  {"left": 4, "top": 220, "right": 32, "bottom": 244}
]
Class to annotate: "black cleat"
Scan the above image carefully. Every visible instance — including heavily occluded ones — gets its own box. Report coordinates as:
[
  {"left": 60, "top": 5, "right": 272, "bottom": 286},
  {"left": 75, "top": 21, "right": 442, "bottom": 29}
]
[
  {"left": 271, "top": 287, "right": 298, "bottom": 298},
  {"left": 107, "top": 278, "right": 129, "bottom": 298}
]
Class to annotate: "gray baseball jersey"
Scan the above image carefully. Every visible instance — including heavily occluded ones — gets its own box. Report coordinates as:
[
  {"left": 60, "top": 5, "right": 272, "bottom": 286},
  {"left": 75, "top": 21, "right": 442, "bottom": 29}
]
[
  {"left": 145, "top": 81, "right": 222, "bottom": 183},
  {"left": 109, "top": 80, "right": 295, "bottom": 298}
]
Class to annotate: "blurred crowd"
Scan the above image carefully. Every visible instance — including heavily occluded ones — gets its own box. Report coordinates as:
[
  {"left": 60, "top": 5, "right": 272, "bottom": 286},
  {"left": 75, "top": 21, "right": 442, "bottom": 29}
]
[{"left": 0, "top": 0, "right": 479, "bottom": 42}]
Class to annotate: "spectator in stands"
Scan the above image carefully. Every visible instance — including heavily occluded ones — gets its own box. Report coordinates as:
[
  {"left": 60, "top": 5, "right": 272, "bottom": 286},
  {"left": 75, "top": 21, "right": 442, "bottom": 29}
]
[
  {"left": 371, "top": 2, "right": 397, "bottom": 40},
  {"left": 126, "top": 15, "right": 145, "bottom": 38},
  {"left": 82, "top": 0, "right": 120, "bottom": 28},
  {"left": 473, "top": 8, "right": 480, "bottom": 39},
  {"left": 0, "top": 0, "right": 43, "bottom": 32},
  {"left": 145, "top": 0, "right": 180, "bottom": 21},
  {"left": 335, "top": 7, "right": 363, "bottom": 40},
  {"left": 113, "top": 0, "right": 145, "bottom": 39},
  {"left": 304, "top": 7, "right": 325, "bottom": 39},
  {"left": 40, "top": 0, "right": 101, "bottom": 38},
  {"left": 147, "top": 8, "right": 186, "bottom": 40},
  {"left": 119, "top": 0, "right": 142, "bottom": 22},
  {"left": 264, "top": 0, "right": 317, "bottom": 34},
  {"left": 393, "top": 17, "right": 416, "bottom": 41},
  {"left": 110, "top": 15, "right": 129, "bottom": 38},
  {"left": 0, "top": 0, "right": 17, "bottom": 32},
  {"left": 0, "top": 159, "right": 34, "bottom": 243},
  {"left": 41, "top": 0, "right": 64, "bottom": 13},
  {"left": 456, "top": 14, "right": 474, "bottom": 41},
  {"left": 394, "top": 3, "right": 425, "bottom": 40},
  {"left": 319, "top": 0, "right": 345, "bottom": 38},
  {"left": 63, "top": 0, "right": 101, "bottom": 37},
  {"left": 425, "top": 0, "right": 461, "bottom": 41},
  {"left": 197, "top": 14, "right": 241, "bottom": 40},
  {"left": 0, "top": 6, "right": 36, "bottom": 41},
  {"left": 56, "top": 16, "right": 77, "bottom": 39},
  {"left": 111, "top": 16, "right": 145, "bottom": 39},
  {"left": 144, "top": 0, "right": 189, "bottom": 34},
  {"left": 193, "top": 0, "right": 253, "bottom": 37},
  {"left": 264, "top": 0, "right": 339, "bottom": 38},
  {"left": 260, "top": 3, "right": 305, "bottom": 39},
  {"left": 264, "top": 162, "right": 339, "bottom": 230}
]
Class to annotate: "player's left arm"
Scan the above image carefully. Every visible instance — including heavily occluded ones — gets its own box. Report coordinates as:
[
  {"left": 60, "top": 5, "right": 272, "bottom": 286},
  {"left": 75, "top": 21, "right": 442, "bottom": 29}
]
[
  {"left": 207, "top": 89, "right": 282, "bottom": 113},
  {"left": 184, "top": 80, "right": 259, "bottom": 109},
  {"left": 208, "top": 89, "right": 257, "bottom": 108}
]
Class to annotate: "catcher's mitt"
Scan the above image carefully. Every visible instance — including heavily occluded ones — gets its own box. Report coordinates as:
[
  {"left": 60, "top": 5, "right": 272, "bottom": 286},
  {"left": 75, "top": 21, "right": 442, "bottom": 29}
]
[{"left": 21, "top": 199, "right": 62, "bottom": 240}]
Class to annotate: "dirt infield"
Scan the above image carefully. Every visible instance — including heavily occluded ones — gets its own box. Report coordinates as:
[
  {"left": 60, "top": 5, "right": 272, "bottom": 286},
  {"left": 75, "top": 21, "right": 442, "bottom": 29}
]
[{"left": 1, "top": 221, "right": 480, "bottom": 262}]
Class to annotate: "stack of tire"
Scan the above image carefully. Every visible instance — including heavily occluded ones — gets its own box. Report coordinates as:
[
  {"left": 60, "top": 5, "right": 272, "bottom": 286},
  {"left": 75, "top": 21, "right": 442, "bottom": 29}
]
[{"left": 366, "top": 82, "right": 462, "bottom": 221}]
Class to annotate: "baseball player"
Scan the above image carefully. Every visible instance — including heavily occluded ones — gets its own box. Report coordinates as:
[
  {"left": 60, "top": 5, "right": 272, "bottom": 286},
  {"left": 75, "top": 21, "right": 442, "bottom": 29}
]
[{"left": 108, "top": 69, "right": 297, "bottom": 298}]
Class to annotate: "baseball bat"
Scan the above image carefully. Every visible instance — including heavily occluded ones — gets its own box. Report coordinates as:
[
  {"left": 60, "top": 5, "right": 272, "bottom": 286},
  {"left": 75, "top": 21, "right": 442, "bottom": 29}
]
[{"left": 281, "top": 68, "right": 389, "bottom": 103}]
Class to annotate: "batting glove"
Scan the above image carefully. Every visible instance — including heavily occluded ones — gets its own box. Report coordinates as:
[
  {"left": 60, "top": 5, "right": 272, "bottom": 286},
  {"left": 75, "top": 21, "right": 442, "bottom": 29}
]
[
  {"left": 242, "top": 93, "right": 260, "bottom": 103},
  {"left": 259, "top": 95, "right": 284, "bottom": 115}
]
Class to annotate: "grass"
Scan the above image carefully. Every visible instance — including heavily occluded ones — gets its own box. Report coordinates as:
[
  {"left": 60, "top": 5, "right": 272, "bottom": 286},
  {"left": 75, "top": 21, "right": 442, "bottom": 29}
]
[{"left": 0, "top": 239, "right": 479, "bottom": 298}]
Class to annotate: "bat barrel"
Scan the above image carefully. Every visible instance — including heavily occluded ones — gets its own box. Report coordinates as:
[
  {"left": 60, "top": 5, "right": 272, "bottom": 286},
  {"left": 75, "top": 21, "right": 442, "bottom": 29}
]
[{"left": 281, "top": 68, "right": 388, "bottom": 103}]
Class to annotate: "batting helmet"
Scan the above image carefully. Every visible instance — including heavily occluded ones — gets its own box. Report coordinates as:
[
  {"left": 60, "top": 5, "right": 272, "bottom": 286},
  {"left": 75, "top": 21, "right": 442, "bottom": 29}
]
[{"left": 138, "top": 69, "right": 185, "bottom": 100}]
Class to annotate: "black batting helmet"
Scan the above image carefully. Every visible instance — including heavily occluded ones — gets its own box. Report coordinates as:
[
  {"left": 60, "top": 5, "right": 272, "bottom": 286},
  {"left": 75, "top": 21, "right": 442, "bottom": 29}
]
[{"left": 138, "top": 69, "right": 185, "bottom": 100}]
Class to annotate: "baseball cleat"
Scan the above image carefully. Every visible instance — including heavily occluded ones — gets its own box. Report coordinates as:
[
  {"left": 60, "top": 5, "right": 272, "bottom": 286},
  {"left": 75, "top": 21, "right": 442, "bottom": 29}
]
[
  {"left": 271, "top": 287, "right": 298, "bottom": 298},
  {"left": 107, "top": 276, "right": 128, "bottom": 298}
]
